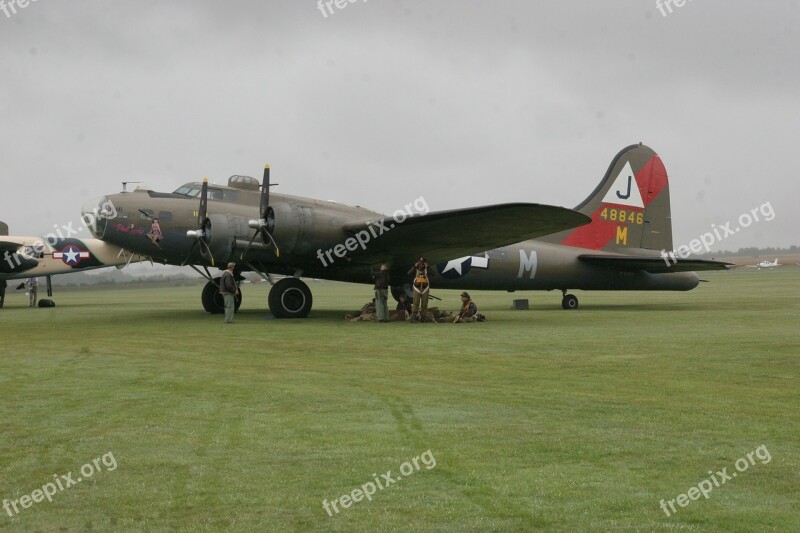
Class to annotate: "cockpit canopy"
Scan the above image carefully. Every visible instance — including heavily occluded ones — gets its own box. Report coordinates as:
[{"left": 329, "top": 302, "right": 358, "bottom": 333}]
[
  {"left": 172, "top": 175, "right": 259, "bottom": 200},
  {"left": 173, "top": 184, "right": 206, "bottom": 198}
]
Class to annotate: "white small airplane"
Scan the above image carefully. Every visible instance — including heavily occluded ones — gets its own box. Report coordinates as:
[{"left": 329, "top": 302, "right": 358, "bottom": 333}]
[{"left": 747, "top": 258, "right": 781, "bottom": 270}]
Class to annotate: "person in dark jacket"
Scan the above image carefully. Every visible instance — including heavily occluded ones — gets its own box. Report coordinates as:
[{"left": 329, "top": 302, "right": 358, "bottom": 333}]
[
  {"left": 219, "top": 263, "right": 238, "bottom": 324},
  {"left": 394, "top": 294, "right": 412, "bottom": 320},
  {"left": 371, "top": 264, "right": 390, "bottom": 322}
]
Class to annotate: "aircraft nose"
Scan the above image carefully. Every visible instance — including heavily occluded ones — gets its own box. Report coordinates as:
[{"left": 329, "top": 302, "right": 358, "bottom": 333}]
[{"left": 81, "top": 196, "right": 118, "bottom": 238}]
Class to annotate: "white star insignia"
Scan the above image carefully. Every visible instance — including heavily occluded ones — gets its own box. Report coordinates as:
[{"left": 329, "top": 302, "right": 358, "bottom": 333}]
[
  {"left": 63, "top": 247, "right": 79, "bottom": 264},
  {"left": 442, "top": 257, "right": 469, "bottom": 275}
]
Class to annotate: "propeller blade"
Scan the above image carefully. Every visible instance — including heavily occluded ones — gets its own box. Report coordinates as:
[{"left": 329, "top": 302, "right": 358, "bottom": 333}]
[
  {"left": 182, "top": 179, "right": 212, "bottom": 267},
  {"left": 199, "top": 238, "right": 215, "bottom": 268},
  {"left": 181, "top": 241, "right": 198, "bottom": 266},
  {"left": 264, "top": 230, "right": 280, "bottom": 258},
  {"left": 261, "top": 165, "right": 270, "bottom": 220},
  {"left": 240, "top": 232, "right": 259, "bottom": 260},
  {"left": 198, "top": 178, "right": 209, "bottom": 228}
]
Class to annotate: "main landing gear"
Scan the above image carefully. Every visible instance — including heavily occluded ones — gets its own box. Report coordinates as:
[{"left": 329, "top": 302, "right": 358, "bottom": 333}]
[
  {"left": 201, "top": 279, "right": 242, "bottom": 314},
  {"left": 197, "top": 270, "right": 312, "bottom": 319},
  {"left": 267, "top": 277, "right": 312, "bottom": 318},
  {"left": 561, "top": 289, "right": 578, "bottom": 310}
]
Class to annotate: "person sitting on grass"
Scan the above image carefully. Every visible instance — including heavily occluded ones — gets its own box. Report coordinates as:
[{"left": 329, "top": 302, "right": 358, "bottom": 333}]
[{"left": 454, "top": 292, "right": 484, "bottom": 323}]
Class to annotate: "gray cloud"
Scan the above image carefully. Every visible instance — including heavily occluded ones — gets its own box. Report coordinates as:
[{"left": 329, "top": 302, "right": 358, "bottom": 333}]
[{"left": 1, "top": 0, "right": 797, "bottom": 249}]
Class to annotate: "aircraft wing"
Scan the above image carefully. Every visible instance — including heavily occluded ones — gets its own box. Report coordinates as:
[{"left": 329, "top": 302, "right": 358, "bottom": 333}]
[
  {"left": 0, "top": 239, "right": 23, "bottom": 254},
  {"left": 578, "top": 254, "right": 732, "bottom": 273},
  {"left": 0, "top": 236, "right": 50, "bottom": 257},
  {"left": 341, "top": 203, "right": 590, "bottom": 265}
]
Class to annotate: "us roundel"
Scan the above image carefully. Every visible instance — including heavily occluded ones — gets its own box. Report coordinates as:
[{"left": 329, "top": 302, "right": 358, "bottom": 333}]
[
  {"left": 437, "top": 254, "right": 489, "bottom": 279},
  {"left": 53, "top": 245, "right": 91, "bottom": 266}
]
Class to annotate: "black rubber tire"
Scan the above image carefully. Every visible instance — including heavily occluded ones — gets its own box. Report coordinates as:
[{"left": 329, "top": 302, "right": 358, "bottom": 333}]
[
  {"left": 268, "top": 277, "right": 312, "bottom": 318},
  {"left": 202, "top": 279, "right": 242, "bottom": 314},
  {"left": 561, "top": 294, "right": 579, "bottom": 310}
]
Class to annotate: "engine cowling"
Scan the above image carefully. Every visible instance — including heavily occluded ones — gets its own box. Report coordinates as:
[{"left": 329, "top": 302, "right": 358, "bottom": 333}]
[{"left": 207, "top": 213, "right": 249, "bottom": 265}]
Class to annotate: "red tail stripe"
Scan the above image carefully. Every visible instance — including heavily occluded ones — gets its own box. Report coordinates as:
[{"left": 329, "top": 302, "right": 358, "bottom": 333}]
[{"left": 561, "top": 155, "right": 668, "bottom": 250}]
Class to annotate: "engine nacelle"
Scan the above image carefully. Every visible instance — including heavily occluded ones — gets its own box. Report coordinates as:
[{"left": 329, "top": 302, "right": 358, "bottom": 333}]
[{"left": 207, "top": 214, "right": 250, "bottom": 265}]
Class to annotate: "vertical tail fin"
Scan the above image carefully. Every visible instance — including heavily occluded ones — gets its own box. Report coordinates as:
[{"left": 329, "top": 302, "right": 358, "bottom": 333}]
[
  {"left": 539, "top": 143, "right": 673, "bottom": 253},
  {"left": 0, "top": 221, "right": 8, "bottom": 236}
]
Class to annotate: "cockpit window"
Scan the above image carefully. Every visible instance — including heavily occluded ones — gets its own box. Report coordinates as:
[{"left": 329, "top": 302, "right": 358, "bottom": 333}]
[
  {"left": 173, "top": 184, "right": 229, "bottom": 201},
  {"left": 174, "top": 186, "right": 203, "bottom": 197}
]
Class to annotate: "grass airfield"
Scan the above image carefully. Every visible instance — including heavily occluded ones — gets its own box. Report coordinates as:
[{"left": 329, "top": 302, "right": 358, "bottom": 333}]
[{"left": 0, "top": 270, "right": 798, "bottom": 532}]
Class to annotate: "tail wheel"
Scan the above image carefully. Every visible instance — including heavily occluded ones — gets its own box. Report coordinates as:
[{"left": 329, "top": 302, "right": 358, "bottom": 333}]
[
  {"left": 561, "top": 294, "right": 579, "bottom": 310},
  {"left": 268, "top": 277, "right": 312, "bottom": 318},
  {"left": 201, "top": 279, "right": 242, "bottom": 314}
]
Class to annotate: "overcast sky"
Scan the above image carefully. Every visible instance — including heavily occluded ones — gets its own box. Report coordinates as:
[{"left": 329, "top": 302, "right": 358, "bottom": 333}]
[{"left": 1, "top": 1, "right": 798, "bottom": 251}]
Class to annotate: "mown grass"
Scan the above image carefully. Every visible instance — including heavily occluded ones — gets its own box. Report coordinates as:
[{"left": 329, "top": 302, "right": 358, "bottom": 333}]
[{"left": 0, "top": 270, "right": 798, "bottom": 531}]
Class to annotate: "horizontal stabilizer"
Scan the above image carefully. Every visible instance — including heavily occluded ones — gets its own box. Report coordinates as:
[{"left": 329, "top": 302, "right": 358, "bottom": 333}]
[{"left": 578, "top": 254, "right": 732, "bottom": 273}]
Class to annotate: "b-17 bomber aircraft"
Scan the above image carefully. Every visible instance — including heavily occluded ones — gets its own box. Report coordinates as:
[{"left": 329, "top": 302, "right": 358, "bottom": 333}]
[{"left": 69, "top": 143, "right": 728, "bottom": 317}]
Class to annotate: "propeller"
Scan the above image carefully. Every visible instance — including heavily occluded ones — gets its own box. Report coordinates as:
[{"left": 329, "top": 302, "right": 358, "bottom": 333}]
[
  {"left": 184, "top": 178, "right": 215, "bottom": 266},
  {"left": 241, "top": 164, "right": 280, "bottom": 259}
]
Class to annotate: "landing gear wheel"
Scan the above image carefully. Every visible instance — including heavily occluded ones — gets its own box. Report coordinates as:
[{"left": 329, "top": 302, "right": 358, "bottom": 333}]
[
  {"left": 268, "top": 277, "right": 312, "bottom": 318},
  {"left": 201, "top": 279, "right": 242, "bottom": 314},
  {"left": 561, "top": 294, "right": 578, "bottom": 310}
]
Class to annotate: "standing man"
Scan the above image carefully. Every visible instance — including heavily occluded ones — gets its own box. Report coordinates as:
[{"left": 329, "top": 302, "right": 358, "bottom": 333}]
[
  {"left": 408, "top": 257, "right": 431, "bottom": 323},
  {"left": 371, "top": 264, "right": 391, "bottom": 323},
  {"left": 26, "top": 277, "right": 38, "bottom": 307},
  {"left": 219, "top": 263, "right": 238, "bottom": 324},
  {"left": 0, "top": 279, "right": 6, "bottom": 308}
]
